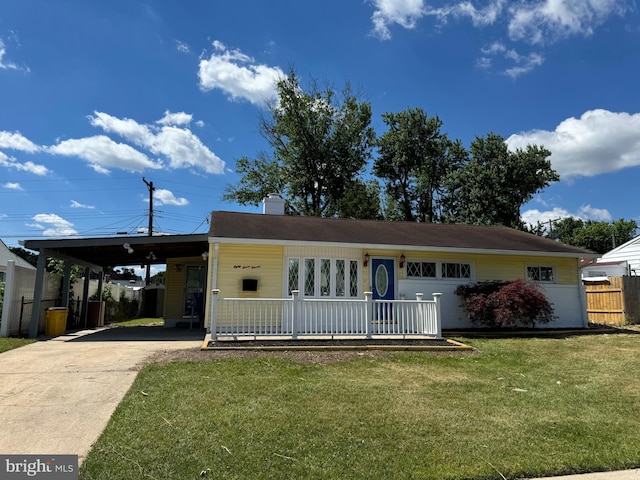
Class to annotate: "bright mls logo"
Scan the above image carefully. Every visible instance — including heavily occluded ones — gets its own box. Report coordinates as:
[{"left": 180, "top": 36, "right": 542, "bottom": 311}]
[{"left": 1, "top": 455, "right": 78, "bottom": 479}]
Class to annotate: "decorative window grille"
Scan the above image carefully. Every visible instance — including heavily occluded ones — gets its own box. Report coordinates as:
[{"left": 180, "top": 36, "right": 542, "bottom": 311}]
[
  {"left": 406, "top": 261, "right": 436, "bottom": 278},
  {"left": 335, "top": 260, "right": 345, "bottom": 297},
  {"left": 442, "top": 262, "right": 472, "bottom": 279},
  {"left": 287, "top": 257, "right": 360, "bottom": 298},
  {"left": 527, "top": 265, "right": 555, "bottom": 282},
  {"left": 288, "top": 258, "right": 299, "bottom": 294}
]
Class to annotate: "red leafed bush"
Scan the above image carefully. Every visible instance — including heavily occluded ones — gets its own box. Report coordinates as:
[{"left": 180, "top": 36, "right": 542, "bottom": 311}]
[{"left": 455, "top": 279, "right": 554, "bottom": 328}]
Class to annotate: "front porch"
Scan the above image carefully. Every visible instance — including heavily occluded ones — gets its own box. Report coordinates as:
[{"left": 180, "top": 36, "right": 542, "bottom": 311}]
[{"left": 209, "top": 290, "right": 442, "bottom": 340}]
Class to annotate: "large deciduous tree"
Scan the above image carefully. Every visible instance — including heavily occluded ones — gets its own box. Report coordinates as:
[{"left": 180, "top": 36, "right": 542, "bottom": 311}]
[
  {"left": 441, "top": 133, "right": 559, "bottom": 228},
  {"left": 223, "top": 70, "right": 378, "bottom": 218},
  {"left": 374, "top": 107, "right": 464, "bottom": 222},
  {"left": 551, "top": 218, "right": 637, "bottom": 253}
]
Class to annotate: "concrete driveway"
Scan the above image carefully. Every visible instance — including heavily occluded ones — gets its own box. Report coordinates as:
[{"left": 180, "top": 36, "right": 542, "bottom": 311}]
[{"left": 0, "top": 326, "right": 204, "bottom": 464}]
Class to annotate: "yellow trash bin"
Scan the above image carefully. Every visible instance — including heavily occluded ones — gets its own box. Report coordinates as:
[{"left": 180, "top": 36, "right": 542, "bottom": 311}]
[{"left": 45, "top": 307, "right": 68, "bottom": 336}]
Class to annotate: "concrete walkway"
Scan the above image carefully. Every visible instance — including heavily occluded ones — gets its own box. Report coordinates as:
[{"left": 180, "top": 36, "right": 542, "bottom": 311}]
[
  {"left": 529, "top": 470, "right": 640, "bottom": 479},
  {"left": 0, "top": 326, "right": 203, "bottom": 464}
]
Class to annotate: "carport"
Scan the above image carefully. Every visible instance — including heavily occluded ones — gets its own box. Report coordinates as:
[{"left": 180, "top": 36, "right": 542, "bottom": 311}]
[{"left": 22, "top": 234, "right": 209, "bottom": 338}]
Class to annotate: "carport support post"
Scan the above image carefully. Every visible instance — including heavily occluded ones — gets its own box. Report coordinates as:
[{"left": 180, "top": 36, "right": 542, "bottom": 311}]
[
  {"left": 29, "top": 252, "right": 48, "bottom": 338},
  {"left": 80, "top": 267, "right": 90, "bottom": 328},
  {"left": 61, "top": 262, "right": 72, "bottom": 309}
]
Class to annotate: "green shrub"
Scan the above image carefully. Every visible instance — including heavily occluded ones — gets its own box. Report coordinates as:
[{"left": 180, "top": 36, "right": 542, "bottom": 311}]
[{"left": 455, "top": 279, "right": 554, "bottom": 328}]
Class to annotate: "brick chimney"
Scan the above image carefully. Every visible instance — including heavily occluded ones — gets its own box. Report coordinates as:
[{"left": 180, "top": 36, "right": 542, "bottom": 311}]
[{"left": 262, "top": 193, "right": 285, "bottom": 215}]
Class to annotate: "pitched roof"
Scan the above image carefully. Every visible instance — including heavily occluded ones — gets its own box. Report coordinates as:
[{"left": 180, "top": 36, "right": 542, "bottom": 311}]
[
  {"left": 208, "top": 211, "right": 594, "bottom": 257},
  {"left": 0, "top": 239, "right": 36, "bottom": 270}
]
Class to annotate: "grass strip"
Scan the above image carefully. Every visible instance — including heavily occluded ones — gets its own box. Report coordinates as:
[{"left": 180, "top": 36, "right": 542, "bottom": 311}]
[{"left": 0, "top": 337, "right": 36, "bottom": 353}]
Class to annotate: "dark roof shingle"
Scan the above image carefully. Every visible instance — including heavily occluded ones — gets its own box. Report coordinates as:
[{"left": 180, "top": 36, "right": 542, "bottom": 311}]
[{"left": 209, "top": 211, "right": 594, "bottom": 256}]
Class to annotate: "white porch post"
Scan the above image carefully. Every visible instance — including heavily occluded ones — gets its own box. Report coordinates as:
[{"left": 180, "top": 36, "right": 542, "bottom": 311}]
[
  {"left": 415, "top": 293, "right": 425, "bottom": 335},
  {"left": 433, "top": 293, "right": 442, "bottom": 339},
  {"left": 291, "top": 290, "right": 299, "bottom": 340},
  {"left": 210, "top": 289, "right": 220, "bottom": 340},
  {"left": 364, "top": 291, "right": 373, "bottom": 339}
]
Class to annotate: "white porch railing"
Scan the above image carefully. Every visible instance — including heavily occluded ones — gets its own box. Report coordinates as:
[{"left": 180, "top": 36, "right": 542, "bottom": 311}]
[{"left": 210, "top": 290, "right": 442, "bottom": 340}]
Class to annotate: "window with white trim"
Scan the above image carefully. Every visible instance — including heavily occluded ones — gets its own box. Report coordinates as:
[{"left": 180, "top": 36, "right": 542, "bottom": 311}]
[
  {"left": 442, "top": 262, "right": 472, "bottom": 279},
  {"left": 287, "top": 257, "right": 360, "bottom": 298},
  {"left": 527, "top": 265, "right": 555, "bottom": 283},
  {"left": 406, "top": 260, "right": 473, "bottom": 280},
  {"left": 406, "top": 261, "right": 436, "bottom": 278}
]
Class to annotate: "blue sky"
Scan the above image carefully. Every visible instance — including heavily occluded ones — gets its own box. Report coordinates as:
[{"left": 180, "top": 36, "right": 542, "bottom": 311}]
[{"left": 1, "top": 0, "right": 639, "bottom": 266}]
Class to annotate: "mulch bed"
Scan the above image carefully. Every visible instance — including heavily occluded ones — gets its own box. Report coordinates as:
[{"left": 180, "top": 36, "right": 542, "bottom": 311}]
[
  {"left": 206, "top": 338, "right": 462, "bottom": 349},
  {"left": 146, "top": 338, "right": 473, "bottom": 366}
]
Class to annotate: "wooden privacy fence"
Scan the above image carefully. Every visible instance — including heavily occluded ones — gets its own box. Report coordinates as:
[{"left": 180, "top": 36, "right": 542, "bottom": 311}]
[{"left": 584, "top": 276, "right": 640, "bottom": 325}]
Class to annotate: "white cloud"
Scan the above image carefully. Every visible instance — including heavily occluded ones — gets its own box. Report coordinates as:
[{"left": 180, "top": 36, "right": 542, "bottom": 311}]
[
  {"left": 369, "top": 0, "right": 629, "bottom": 77},
  {"left": 156, "top": 110, "right": 193, "bottom": 126},
  {"left": 0, "top": 131, "right": 40, "bottom": 152},
  {"left": 521, "top": 204, "right": 612, "bottom": 230},
  {"left": 477, "top": 42, "right": 544, "bottom": 77},
  {"left": 176, "top": 40, "right": 190, "bottom": 53},
  {"left": 90, "top": 112, "right": 153, "bottom": 145},
  {"left": 503, "top": 51, "right": 544, "bottom": 78},
  {"left": 370, "top": 0, "right": 426, "bottom": 40},
  {"left": 198, "top": 40, "right": 284, "bottom": 105},
  {"left": 3, "top": 182, "right": 22, "bottom": 190},
  {"left": 0, "top": 151, "right": 50, "bottom": 176},
  {"left": 31, "top": 213, "right": 78, "bottom": 237},
  {"left": 89, "top": 111, "right": 225, "bottom": 174},
  {"left": 426, "top": 0, "right": 505, "bottom": 27},
  {"left": 578, "top": 204, "right": 612, "bottom": 222},
  {"left": 371, "top": 0, "right": 629, "bottom": 43},
  {"left": 48, "top": 135, "right": 161, "bottom": 174},
  {"left": 70, "top": 200, "right": 95, "bottom": 209},
  {"left": 152, "top": 188, "right": 189, "bottom": 206},
  {"left": 508, "top": 0, "right": 629, "bottom": 45},
  {"left": 0, "top": 38, "right": 28, "bottom": 72},
  {"left": 0, "top": 131, "right": 48, "bottom": 175},
  {"left": 507, "top": 109, "right": 640, "bottom": 178}
]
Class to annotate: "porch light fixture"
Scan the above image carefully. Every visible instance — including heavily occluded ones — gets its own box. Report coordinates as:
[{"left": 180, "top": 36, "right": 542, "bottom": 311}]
[
  {"left": 174, "top": 264, "right": 183, "bottom": 272},
  {"left": 123, "top": 243, "right": 134, "bottom": 254},
  {"left": 400, "top": 253, "right": 405, "bottom": 268},
  {"left": 146, "top": 251, "right": 156, "bottom": 261},
  {"left": 364, "top": 253, "right": 370, "bottom": 267},
  {"left": 201, "top": 251, "right": 209, "bottom": 261}
]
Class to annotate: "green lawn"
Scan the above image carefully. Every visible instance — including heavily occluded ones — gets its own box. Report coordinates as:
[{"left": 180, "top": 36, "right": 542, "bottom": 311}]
[
  {"left": 0, "top": 336, "right": 35, "bottom": 353},
  {"left": 80, "top": 333, "right": 640, "bottom": 480},
  {"left": 107, "top": 317, "right": 164, "bottom": 327}
]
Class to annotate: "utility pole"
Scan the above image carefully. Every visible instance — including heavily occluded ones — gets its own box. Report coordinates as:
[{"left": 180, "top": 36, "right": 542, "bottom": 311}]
[
  {"left": 142, "top": 177, "right": 155, "bottom": 285},
  {"left": 547, "top": 217, "right": 562, "bottom": 240}
]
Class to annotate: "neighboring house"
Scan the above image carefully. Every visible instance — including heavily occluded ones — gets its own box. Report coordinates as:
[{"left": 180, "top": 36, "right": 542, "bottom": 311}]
[
  {"left": 0, "top": 239, "right": 35, "bottom": 282},
  {"left": 581, "top": 259, "right": 629, "bottom": 281},
  {"left": 194, "top": 196, "right": 595, "bottom": 338},
  {"left": 581, "top": 235, "right": 640, "bottom": 278}
]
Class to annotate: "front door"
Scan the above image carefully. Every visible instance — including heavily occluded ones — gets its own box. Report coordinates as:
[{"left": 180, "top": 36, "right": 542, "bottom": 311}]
[
  {"left": 183, "top": 265, "right": 206, "bottom": 326},
  {"left": 372, "top": 258, "right": 395, "bottom": 300},
  {"left": 372, "top": 258, "right": 395, "bottom": 325}
]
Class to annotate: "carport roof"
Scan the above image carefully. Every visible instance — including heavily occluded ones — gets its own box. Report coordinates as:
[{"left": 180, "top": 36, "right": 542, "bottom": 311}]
[{"left": 22, "top": 234, "right": 209, "bottom": 269}]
